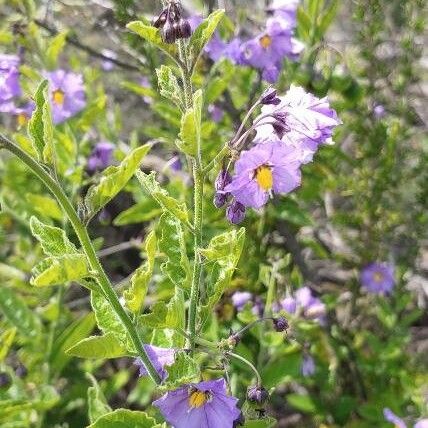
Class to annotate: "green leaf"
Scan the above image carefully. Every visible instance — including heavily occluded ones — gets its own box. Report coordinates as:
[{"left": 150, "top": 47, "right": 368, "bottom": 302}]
[
  {"left": 156, "top": 65, "right": 183, "bottom": 110},
  {"left": 85, "top": 144, "right": 151, "bottom": 219},
  {"left": 126, "top": 21, "right": 178, "bottom": 62},
  {"left": 46, "top": 30, "right": 68, "bottom": 68},
  {"left": 243, "top": 418, "right": 277, "bottom": 428},
  {"left": 287, "top": 393, "right": 318, "bottom": 413},
  {"left": 297, "top": 7, "right": 312, "bottom": 42},
  {"left": 158, "top": 214, "right": 191, "bottom": 291},
  {"left": 87, "top": 374, "right": 112, "bottom": 424},
  {"left": 0, "top": 287, "right": 41, "bottom": 338},
  {"left": 177, "top": 89, "right": 202, "bottom": 156},
  {"left": 91, "top": 291, "right": 132, "bottom": 350},
  {"left": 189, "top": 10, "right": 225, "bottom": 70},
  {"left": 30, "top": 216, "right": 76, "bottom": 256},
  {"left": 162, "top": 351, "right": 200, "bottom": 390},
  {"left": 67, "top": 333, "right": 128, "bottom": 359},
  {"left": 113, "top": 199, "right": 163, "bottom": 226},
  {"left": 124, "top": 231, "right": 157, "bottom": 313},
  {"left": 136, "top": 171, "right": 189, "bottom": 223},
  {"left": 50, "top": 313, "right": 96, "bottom": 373},
  {"left": 88, "top": 409, "right": 159, "bottom": 428},
  {"left": 27, "top": 79, "right": 53, "bottom": 160},
  {"left": 0, "top": 328, "right": 16, "bottom": 362},
  {"left": 200, "top": 228, "right": 245, "bottom": 319},
  {"left": 317, "top": 0, "right": 340, "bottom": 36},
  {"left": 31, "top": 253, "right": 89, "bottom": 287},
  {"left": 139, "top": 288, "right": 185, "bottom": 330},
  {"left": 27, "top": 194, "right": 63, "bottom": 221}
]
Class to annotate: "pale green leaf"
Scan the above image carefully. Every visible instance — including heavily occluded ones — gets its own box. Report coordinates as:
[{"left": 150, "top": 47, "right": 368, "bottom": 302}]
[
  {"left": 136, "top": 171, "right": 189, "bottom": 223},
  {"left": 189, "top": 10, "right": 225, "bottom": 70},
  {"left": 124, "top": 231, "right": 157, "bottom": 313},
  {"left": 27, "top": 79, "right": 53, "bottom": 160},
  {"left": 126, "top": 21, "right": 178, "bottom": 62},
  {"left": 156, "top": 65, "right": 183, "bottom": 110},
  {"left": 87, "top": 374, "right": 112, "bottom": 424},
  {"left": 162, "top": 351, "right": 200, "bottom": 391},
  {"left": 27, "top": 194, "right": 63, "bottom": 221},
  {"left": 87, "top": 409, "right": 158, "bottom": 428},
  {"left": 287, "top": 393, "right": 318, "bottom": 413},
  {"left": 0, "top": 327, "right": 16, "bottom": 362},
  {"left": 46, "top": 30, "right": 68, "bottom": 68},
  {"left": 30, "top": 216, "right": 76, "bottom": 256},
  {"left": 85, "top": 144, "right": 151, "bottom": 219},
  {"left": 0, "top": 287, "right": 41, "bottom": 338},
  {"left": 113, "top": 199, "right": 162, "bottom": 226},
  {"left": 31, "top": 253, "right": 89, "bottom": 287},
  {"left": 158, "top": 214, "right": 191, "bottom": 291},
  {"left": 66, "top": 333, "right": 129, "bottom": 359},
  {"left": 317, "top": 0, "right": 340, "bottom": 36},
  {"left": 243, "top": 418, "right": 277, "bottom": 428},
  {"left": 177, "top": 89, "right": 202, "bottom": 156}
]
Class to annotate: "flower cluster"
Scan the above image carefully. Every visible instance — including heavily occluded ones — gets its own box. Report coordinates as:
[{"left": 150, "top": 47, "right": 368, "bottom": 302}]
[
  {"left": 215, "top": 85, "right": 340, "bottom": 224},
  {"left": 276, "top": 286, "right": 327, "bottom": 324},
  {"left": 0, "top": 52, "right": 86, "bottom": 126},
  {"left": 360, "top": 262, "right": 395, "bottom": 295},
  {"left": 153, "top": 1, "right": 192, "bottom": 44}
]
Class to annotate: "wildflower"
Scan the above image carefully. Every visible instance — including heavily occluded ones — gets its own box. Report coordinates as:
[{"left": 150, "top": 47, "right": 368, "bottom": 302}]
[
  {"left": 101, "top": 49, "right": 117, "bottom": 71},
  {"left": 153, "top": 378, "right": 241, "bottom": 428},
  {"left": 279, "top": 286, "right": 326, "bottom": 324},
  {"left": 373, "top": 104, "right": 386, "bottom": 119},
  {"left": 268, "top": 0, "right": 300, "bottom": 32},
  {"left": 226, "top": 200, "right": 246, "bottom": 224},
  {"left": 169, "top": 154, "right": 183, "bottom": 172},
  {"left": 46, "top": 70, "right": 86, "bottom": 124},
  {"left": 254, "top": 85, "right": 341, "bottom": 161},
  {"left": 231, "top": 291, "right": 253, "bottom": 311},
  {"left": 87, "top": 142, "right": 115, "bottom": 172},
  {"left": 208, "top": 104, "right": 224, "bottom": 123},
  {"left": 0, "top": 54, "right": 21, "bottom": 106},
  {"left": 12, "top": 102, "right": 35, "bottom": 128},
  {"left": 415, "top": 420, "right": 428, "bottom": 428},
  {"left": 301, "top": 354, "right": 315, "bottom": 377},
  {"left": 224, "top": 141, "right": 302, "bottom": 209},
  {"left": 247, "top": 385, "right": 269, "bottom": 405},
  {"left": 383, "top": 408, "right": 407, "bottom": 428},
  {"left": 360, "top": 262, "right": 395, "bottom": 294},
  {"left": 214, "top": 169, "right": 232, "bottom": 208},
  {"left": 273, "top": 316, "right": 289, "bottom": 332},
  {"left": 154, "top": 2, "right": 192, "bottom": 44},
  {"left": 135, "top": 345, "right": 175, "bottom": 381}
]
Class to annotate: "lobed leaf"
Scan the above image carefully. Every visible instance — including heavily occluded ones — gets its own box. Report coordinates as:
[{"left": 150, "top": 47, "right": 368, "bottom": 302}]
[
  {"left": 156, "top": 65, "right": 183, "bottom": 110},
  {"left": 27, "top": 194, "right": 63, "bottom": 221},
  {"left": 85, "top": 144, "right": 151, "bottom": 220},
  {"left": 66, "top": 333, "right": 129, "bottom": 359},
  {"left": 87, "top": 409, "right": 159, "bottom": 428}
]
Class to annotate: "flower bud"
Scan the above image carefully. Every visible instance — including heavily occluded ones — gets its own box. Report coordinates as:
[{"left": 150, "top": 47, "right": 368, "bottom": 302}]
[
  {"left": 273, "top": 316, "right": 289, "bottom": 332},
  {"left": 15, "top": 363, "right": 27, "bottom": 378},
  {"left": 178, "top": 18, "right": 192, "bottom": 39},
  {"left": 214, "top": 193, "right": 227, "bottom": 209},
  {"left": 0, "top": 372, "right": 11, "bottom": 389},
  {"left": 162, "top": 20, "right": 177, "bottom": 44},
  {"left": 260, "top": 87, "right": 281, "bottom": 106},
  {"left": 215, "top": 169, "right": 232, "bottom": 191},
  {"left": 226, "top": 201, "right": 246, "bottom": 225},
  {"left": 233, "top": 413, "right": 245, "bottom": 427},
  {"left": 247, "top": 385, "right": 269, "bottom": 405},
  {"left": 152, "top": 10, "right": 168, "bottom": 28}
]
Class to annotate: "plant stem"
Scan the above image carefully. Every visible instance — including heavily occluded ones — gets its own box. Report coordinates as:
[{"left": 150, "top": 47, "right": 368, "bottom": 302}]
[
  {"left": 226, "top": 351, "right": 262, "bottom": 385},
  {"left": 177, "top": 40, "right": 204, "bottom": 351},
  {"left": 0, "top": 134, "right": 162, "bottom": 385}
]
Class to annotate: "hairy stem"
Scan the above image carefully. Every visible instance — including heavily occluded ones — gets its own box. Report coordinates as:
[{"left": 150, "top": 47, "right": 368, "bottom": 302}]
[{"left": 0, "top": 134, "right": 161, "bottom": 385}]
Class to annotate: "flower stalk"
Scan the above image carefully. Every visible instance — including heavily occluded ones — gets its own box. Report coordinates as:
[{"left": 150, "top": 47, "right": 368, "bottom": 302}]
[{"left": 0, "top": 133, "right": 162, "bottom": 385}]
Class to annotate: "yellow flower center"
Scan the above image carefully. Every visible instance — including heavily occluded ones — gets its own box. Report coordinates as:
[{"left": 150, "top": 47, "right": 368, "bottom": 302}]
[
  {"left": 373, "top": 272, "right": 384, "bottom": 282},
  {"left": 259, "top": 35, "right": 272, "bottom": 49},
  {"left": 188, "top": 390, "right": 210, "bottom": 408},
  {"left": 53, "top": 89, "right": 65, "bottom": 105},
  {"left": 17, "top": 113, "right": 28, "bottom": 127},
  {"left": 255, "top": 165, "right": 273, "bottom": 191}
]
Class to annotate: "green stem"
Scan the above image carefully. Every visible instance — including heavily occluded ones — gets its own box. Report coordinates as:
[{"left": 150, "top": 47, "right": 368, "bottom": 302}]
[
  {"left": 177, "top": 40, "right": 204, "bottom": 351},
  {"left": 0, "top": 134, "right": 161, "bottom": 385},
  {"left": 226, "top": 351, "right": 262, "bottom": 385}
]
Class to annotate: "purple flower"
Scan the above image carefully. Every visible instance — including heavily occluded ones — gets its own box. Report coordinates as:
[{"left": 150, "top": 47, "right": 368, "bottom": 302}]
[
  {"left": 383, "top": 408, "right": 407, "bottom": 428},
  {"left": 87, "top": 142, "right": 115, "bottom": 172},
  {"left": 135, "top": 345, "right": 175, "bottom": 381},
  {"left": 208, "top": 104, "right": 224, "bottom": 123},
  {"left": 254, "top": 85, "right": 341, "bottom": 162},
  {"left": 231, "top": 291, "right": 253, "bottom": 311},
  {"left": 373, "top": 104, "right": 386, "bottom": 119},
  {"left": 46, "top": 70, "right": 86, "bottom": 124},
  {"left": 226, "top": 201, "right": 246, "bottom": 224},
  {"left": 153, "top": 378, "right": 241, "bottom": 428},
  {"left": 360, "top": 262, "right": 395, "bottom": 294},
  {"left": 268, "top": 0, "right": 300, "bottom": 31},
  {"left": 169, "top": 154, "right": 183, "bottom": 172},
  {"left": 225, "top": 141, "right": 302, "bottom": 209},
  {"left": 0, "top": 54, "right": 21, "bottom": 105},
  {"left": 415, "top": 420, "right": 428, "bottom": 428},
  {"left": 279, "top": 287, "right": 326, "bottom": 324},
  {"left": 12, "top": 102, "right": 35, "bottom": 128},
  {"left": 101, "top": 49, "right": 117, "bottom": 71},
  {"left": 301, "top": 354, "right": 315, "bottom": 377}
]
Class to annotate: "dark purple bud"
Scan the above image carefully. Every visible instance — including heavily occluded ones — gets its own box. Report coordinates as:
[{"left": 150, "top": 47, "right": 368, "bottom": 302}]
[
  {"left": 273, "top": 316, "right": 289, "bottom": 332},
  {"left": 215, "top": 169, "right": 232, "bottom": 191},
  {"left": 0, "top": 372, "right": 11, "bottom": 389},
  {"left": 152, "top": 10, "right": 168, "bottom": 28},
  {"left": 178, "top": 18, "right": 192, "bottom": 39},
  {"left": 261, "top": 87, "right": 281, "bottom": 106},
  {"left": 233, "top": 413, "right": 245, "bottom": 427},
  {"left": 247, "top": 385, "right": 270, "bottom": 405},
  {"left": 162, "top": 20, "right": 176, "bottom": 44},
  {"left": 272, "top": 121, "right": 289, "bottom": 140},
  {"left": 15, "top": 364, "right": 27, "bottom": 378},
  {"left": 214, "top": 193, "right": 228, "bottom": 209},
  {"left": 226, "top": 201, "right": 246, "bottom": 225}
]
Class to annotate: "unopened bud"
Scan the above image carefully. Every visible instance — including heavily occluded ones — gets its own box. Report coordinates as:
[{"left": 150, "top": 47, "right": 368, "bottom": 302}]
[
  {"left": 226, "top": 201, "right": 246, "bottom": 225},
  {"left": 273, "top": 316, "right": 289, "bottom": 332},
  {"left": 0, "top": 372, "right": 11, "bottom": 389},
  {"left": 260, "top": 87, "right": 281, "bottom": 106},
  {"left": 247, "top": 385, "right": 269, "bottom": 405}
]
